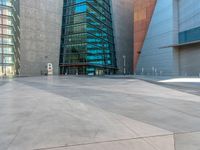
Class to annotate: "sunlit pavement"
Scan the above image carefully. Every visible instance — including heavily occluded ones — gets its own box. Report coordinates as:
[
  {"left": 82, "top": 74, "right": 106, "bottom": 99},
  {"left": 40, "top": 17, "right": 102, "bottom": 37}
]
[
  {"left": 134, "top": 75, "right": 200, "bottom": 96},
  {"left": 159, "top": 78, "right": 200, "bottom": 83},
  {"left": 1, "top": 76, "right": 200, "bottom": 150}
]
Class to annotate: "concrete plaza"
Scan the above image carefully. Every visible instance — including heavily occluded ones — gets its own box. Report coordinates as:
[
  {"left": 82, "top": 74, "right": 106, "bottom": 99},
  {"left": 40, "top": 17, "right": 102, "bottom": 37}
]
[{"left": 0, "top": 76, "right": 200, "bottom": 150}]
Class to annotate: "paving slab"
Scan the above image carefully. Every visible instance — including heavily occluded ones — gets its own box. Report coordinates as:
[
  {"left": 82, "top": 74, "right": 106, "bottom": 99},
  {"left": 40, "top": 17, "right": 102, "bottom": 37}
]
[
  {"left": 0, "top": 76, "right": 200, "bottom": 150},
  {"left": 52, "top": 135, "right": 175, "bottom": 150},
  {"left": 175, "top": 132, "right": 200, "bottom": 150}
]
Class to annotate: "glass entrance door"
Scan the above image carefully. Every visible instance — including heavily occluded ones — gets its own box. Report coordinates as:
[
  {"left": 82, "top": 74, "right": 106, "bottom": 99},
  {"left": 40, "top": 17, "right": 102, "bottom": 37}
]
[{"left": 0, "top": 65, "right": 15, "bottom": 77}]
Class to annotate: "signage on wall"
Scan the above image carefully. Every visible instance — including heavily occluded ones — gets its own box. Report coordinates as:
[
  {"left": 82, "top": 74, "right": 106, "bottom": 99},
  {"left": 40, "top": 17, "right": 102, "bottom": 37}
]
[{"left": 47, "top": 63, "right": 53, "bottom": 75}]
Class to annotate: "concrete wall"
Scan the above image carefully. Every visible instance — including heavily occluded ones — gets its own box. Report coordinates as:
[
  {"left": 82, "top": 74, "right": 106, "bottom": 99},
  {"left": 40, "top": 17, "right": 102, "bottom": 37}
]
[
  {"left": 178, "top": 0, "right": 200, "bottom": 76},
  {"left": 179, "top": 44, "right": 200, "bottom": 76},
  {"left": 111, "top": 0, "right": 134, "bottom": 74},
  {"left": 136, "top": 0, "right": 178, "bottom": 76},
  {"left": 20, "top": 0, "right": 63, "bottom": 76}
]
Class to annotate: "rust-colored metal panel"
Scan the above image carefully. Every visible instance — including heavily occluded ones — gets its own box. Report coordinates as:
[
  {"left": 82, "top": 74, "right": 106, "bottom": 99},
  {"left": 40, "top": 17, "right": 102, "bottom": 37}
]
[{"left": 133, "top": 0, "right": 157, "bottom": 71}]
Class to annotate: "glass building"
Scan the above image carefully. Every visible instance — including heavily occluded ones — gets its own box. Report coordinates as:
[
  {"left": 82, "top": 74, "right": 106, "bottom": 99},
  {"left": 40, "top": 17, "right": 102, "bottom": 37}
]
[
  {"left": 60, "top": 0, "right": 117, "bottom": 75},
  {"left": 0, "top": 0, "right": 20, "bottom": 76}
]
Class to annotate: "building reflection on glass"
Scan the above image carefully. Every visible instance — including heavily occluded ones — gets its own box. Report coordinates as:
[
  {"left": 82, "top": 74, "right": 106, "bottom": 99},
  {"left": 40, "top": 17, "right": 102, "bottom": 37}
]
[
  {"left": 60, "top": 0, "right": 117, "bottom": 75},
  {"left": 0, "top": 0, "right": 20, "bottom": 77}
]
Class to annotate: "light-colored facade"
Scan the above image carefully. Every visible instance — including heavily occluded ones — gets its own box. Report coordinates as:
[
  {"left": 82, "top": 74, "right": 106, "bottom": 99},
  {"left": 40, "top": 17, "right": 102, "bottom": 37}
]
[
  {"left": 135, "top": 0, "right": 200, "bottom": 76},
  {"left": 135, "top": 0, "right": 178, "bottom": 76},
  {"left": 112, "top": 0, "right": 134, "bottom": 74},
  {"left": 177, "top": 0, "right": 200, "bottom": 76},
  {"left": 20, "top": 0, "right": 63, "bottom": 76}
]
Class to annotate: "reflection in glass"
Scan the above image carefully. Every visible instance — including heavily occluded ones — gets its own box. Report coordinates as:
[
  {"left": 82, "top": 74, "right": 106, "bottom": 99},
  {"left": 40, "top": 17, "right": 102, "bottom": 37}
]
[
  {"left": 0, "top": 0, "right": 20, "bottom": 76},
  {"left": 60, "top": 0, "right": 117, "bottom": 75}
]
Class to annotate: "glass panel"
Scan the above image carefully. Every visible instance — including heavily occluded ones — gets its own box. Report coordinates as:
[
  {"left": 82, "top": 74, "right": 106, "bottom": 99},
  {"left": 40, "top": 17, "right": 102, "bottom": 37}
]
[
  {"left": 179, "top": 26, "right": 200, "bottom": 43},
  {"left": 60, "top": 0, "right": 116, "bottom": 75},
  {"left": 0, "top": 0, "right": 20, "bottom": 76}
]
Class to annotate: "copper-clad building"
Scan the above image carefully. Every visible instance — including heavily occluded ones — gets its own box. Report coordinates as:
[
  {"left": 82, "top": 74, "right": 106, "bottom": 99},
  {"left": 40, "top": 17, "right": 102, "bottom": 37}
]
[
  {"left": 134, "top": 0, "right": 200, "bottom": 76},
  {"left": 133, "top": 0, "right": 157, "bottom": 71}
]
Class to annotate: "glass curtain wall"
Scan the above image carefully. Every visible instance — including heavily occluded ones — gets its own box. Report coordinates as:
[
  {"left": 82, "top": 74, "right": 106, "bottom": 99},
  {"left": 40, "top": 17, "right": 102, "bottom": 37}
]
[
  {"left": 60, "top": 0, "right": 116, "bottom": 75},
  {"left": 0, "top": 0, "right": 20, "bottom": 77}
]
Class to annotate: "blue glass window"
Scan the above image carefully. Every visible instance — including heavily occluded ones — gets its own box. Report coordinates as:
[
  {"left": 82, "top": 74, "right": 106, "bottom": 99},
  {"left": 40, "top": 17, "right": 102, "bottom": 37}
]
[
  {"left": 179, "top": 26, "right": 200, "bottom": 43},
  {"left": 75, "top": 4, "right": 86, "bottom": 13}
]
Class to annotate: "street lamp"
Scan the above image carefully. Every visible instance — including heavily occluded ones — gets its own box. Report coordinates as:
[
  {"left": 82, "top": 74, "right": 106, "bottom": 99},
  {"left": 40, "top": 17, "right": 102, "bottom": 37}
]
[{"left": 123, "top": 55, "right": 126, "bottom": 75}]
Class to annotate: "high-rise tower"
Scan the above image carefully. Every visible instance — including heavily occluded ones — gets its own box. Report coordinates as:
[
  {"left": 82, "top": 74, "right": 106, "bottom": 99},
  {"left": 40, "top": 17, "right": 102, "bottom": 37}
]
[
  {"left": 0, "top": 0, "right": 20, "bottom": 76},
  {"left": 60, "top": 0, "right": 117, "bottom": 75}
]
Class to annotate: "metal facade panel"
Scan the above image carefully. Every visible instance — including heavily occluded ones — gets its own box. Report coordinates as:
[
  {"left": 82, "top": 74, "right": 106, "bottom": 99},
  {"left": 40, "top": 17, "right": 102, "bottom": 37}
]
[{"left": 133, "top": 0, "right": 157, "bottom": 71}]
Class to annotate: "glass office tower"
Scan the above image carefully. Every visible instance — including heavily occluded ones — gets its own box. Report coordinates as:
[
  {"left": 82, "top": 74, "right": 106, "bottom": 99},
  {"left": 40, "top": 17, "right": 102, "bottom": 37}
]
[
  {"left": 0, "top": 0, "right": 20, "bottom": 76},
  {"left": 60, "top": 0, "right": 116, "bottom": 75}
]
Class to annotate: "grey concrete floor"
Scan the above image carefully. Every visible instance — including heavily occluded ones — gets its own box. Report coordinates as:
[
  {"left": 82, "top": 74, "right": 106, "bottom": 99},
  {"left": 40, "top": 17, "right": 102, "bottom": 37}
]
[
  {"left": 0, "top": 76, "right": 200, "bottom": 150},
  {"left": 154, "top": 82, "right": 200, "bottom": 96}
]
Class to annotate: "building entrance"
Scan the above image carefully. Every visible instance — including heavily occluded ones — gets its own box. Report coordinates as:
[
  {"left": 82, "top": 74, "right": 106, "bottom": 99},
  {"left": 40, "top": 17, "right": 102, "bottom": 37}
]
[{"left": 0, "top": 65, "right": 15, "bottom": 77}]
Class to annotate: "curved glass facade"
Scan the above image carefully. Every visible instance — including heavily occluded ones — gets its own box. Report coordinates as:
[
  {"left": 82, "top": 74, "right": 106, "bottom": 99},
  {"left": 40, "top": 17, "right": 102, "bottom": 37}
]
[
  {"left": 0, "top": 0, "right": 20, "bottom": 76},
  {"left": 60, "top": 0, "right": 116, "bottom": 75}
]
